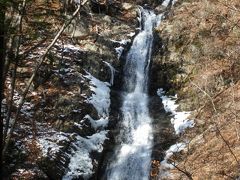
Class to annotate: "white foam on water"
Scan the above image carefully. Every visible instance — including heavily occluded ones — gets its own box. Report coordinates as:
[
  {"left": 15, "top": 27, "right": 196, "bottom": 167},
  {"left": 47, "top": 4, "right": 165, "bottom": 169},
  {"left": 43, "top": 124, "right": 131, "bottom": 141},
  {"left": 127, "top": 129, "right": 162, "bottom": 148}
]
[{"left": 105, "top": 8, "right": 162, "bottom": 180}]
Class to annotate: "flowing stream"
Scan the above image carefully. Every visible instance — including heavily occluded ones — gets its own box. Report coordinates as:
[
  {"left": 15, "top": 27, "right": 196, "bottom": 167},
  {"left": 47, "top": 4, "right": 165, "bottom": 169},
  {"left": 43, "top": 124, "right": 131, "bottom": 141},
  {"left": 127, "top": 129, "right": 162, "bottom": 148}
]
[{"left": 104, "top": 8, "right": 160, "bottom": 180}]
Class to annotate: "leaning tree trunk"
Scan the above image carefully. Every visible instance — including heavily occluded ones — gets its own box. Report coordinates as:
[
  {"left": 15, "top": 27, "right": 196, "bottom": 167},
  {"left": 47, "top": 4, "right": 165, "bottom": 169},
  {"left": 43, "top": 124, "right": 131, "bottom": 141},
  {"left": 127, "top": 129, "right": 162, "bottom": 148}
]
[{"left": 2, "top": 0, "right": 88, "bottom": 157}]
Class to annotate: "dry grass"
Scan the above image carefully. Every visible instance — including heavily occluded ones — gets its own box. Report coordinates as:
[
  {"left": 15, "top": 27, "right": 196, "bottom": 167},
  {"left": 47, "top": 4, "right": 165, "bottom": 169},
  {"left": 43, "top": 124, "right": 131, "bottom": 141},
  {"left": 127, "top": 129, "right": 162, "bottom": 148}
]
[{"left": 158, "top": 0, "right": 240, "bottom": 179}]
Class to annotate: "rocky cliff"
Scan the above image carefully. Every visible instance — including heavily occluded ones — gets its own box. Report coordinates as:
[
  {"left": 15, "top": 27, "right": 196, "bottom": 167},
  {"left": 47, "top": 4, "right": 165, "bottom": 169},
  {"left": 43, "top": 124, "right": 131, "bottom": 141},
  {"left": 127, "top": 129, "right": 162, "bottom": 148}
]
[
  {"left": 3, "top": 0, "right": 172, "bottom": 179},
  {"left": 3, "top": 0, "right": 240, "bottom": 179},
  {"left": 156, "top": 0, "right": 240, "bottom": 179}
]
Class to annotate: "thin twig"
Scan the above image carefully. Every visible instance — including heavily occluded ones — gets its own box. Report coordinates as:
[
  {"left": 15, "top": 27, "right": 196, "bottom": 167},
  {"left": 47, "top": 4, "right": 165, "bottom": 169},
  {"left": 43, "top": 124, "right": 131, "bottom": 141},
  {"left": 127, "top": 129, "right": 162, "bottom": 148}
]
[
  {"left": 215, "top": 123, "right": 240, "bottom": 167},
  {"left": 191, "top": 82, "right": 217, "bottom": 113},
  {"left": 169, "top": 160, "right": 193, "bottom": 180},
  {"left": 216, "top": 0, "right": 240, "bottom": 13},
  {"left": 191, "top": 82, "right": 240, "bottom": 167}
]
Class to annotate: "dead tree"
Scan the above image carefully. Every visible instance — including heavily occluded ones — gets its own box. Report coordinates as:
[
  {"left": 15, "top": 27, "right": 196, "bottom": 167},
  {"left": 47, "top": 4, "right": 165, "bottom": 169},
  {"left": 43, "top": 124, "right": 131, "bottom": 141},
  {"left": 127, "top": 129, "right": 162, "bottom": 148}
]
[
  {"left": 0, "top": 1, "right": 6, "bottom": 178},
  {"left": 3, "top": 0, "right": 26, "bottom": 145},
  {"left": 2, "top": 0, "right": 88, "bottom": 158}
]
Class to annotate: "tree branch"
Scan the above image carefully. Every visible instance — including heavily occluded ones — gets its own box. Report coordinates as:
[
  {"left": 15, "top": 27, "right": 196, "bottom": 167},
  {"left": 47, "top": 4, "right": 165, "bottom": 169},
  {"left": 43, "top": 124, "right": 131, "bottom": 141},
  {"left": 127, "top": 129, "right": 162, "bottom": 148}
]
[
  {"left": 3, "top": 0, "right": 26, "bottom": 144},
  {"left": 2, "top": 0, "right": 88, "bottom": 157},
  {"left": 191, "top": 81, "right": 240, "bottom": 167},
  {"left": 191, "top": 82, "right": 217, "bottom": 113},
  {"left": 169, "top": 160, "right": 193, "bottom": 180}
]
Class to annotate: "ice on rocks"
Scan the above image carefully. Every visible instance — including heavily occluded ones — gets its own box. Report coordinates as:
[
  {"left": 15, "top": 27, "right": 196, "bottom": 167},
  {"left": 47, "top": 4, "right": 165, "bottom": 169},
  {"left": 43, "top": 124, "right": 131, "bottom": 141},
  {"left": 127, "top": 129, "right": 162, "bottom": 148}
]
[
  {"left": 159, "top": 143, "right": 186, "bottom": 178},
  {"left": 157, "top": 88, "right": 194, "bottom": 134},
  {"left": 162, "top": 0, "right": 178, "bottom": 7},
  {"left": 37, "top": 132, "right": 69, "bottom": 158},
  {"left": 63, "top": 131, "right": 108, "bottom": 180},
  {"left": 115, "top": 46, "right": 124, "bottom": 59},
  {"left": 37, "top": 129, "right": 109, "bottom": 179},
  {"left": 161, "top": 143, "right": 186, "bottom": 168},
  {"left": 111, "top": 39, "right": 131, "bottom": 60},
  {"left": 127, "top": 32, "right": 136, "bottom": 37},
  {"left": 62, "top": 72, "right": 111, "bottom": 179},
  {"left": 62, "top": 44, "right": 83, "bottom": 52},
  {"left": 158, "top": 88, "right": 194, "bottom": 177},
  {"left": 110, "top": 39, "right": 131, "bottom": 45},
  {"left": 103, "top": 61, "right": 116, "bottom": 85},
  {"left": 84, "top": 72, "right": 111, "bottom": 117},
  {"left": 85, "top": 115, "right": 108, "bottom": 130}
]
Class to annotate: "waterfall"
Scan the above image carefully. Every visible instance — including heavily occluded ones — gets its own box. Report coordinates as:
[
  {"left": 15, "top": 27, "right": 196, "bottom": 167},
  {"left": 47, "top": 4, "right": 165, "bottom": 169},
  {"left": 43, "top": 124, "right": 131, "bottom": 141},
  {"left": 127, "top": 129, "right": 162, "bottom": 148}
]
[{"left": 104, "top": 8, "right": 160, "bottom": 180}]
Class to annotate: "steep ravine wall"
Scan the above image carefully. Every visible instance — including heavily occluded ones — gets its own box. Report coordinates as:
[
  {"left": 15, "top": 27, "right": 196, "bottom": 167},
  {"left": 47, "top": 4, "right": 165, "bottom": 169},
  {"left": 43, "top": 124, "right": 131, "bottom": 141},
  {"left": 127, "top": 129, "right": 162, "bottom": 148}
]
[
  {"left": 4, "top": 1, "right": 179, "bottom": 179},
  {"left": 3, "top": 1, "right": 140, "bottom": 179},
  {"left": 156, "top": 0, "right": 240, "bottom": 179},
  {"left": 3, "top": 0, "right": 211, "bottom": 179}
]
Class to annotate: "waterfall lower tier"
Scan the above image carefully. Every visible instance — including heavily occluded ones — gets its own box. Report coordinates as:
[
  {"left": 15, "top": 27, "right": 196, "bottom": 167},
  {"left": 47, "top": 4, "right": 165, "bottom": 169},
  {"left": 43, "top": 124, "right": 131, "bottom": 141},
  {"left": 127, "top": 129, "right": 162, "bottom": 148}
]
[
  {"left": 103, "top": 8, "right": 160, "bottom": 180},
  {"left": 106, "top": 92, "right": 152, "bottom": 180}
]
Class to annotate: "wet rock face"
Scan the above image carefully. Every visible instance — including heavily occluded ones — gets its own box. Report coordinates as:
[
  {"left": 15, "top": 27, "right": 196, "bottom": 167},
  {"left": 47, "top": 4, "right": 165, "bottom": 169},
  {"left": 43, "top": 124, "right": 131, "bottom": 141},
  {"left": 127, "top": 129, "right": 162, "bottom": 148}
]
[
  {"left": 148, "top": 95, "right": 177, "bottom": 161},
  {"left": 90, "top": 0, "right": 122, "bottom": 16},
  {"left": 149, "top": 28, "right": 185, "bottom": 96}
]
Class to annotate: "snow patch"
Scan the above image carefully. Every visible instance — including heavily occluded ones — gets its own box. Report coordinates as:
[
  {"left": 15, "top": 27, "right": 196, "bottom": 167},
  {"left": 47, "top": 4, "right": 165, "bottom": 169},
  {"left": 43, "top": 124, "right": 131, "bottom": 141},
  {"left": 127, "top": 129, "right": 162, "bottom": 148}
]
[
  {"left": 162, "top": 0, "right": 170, "bottom": 6},
  {"left": 20, "top": 102, "right": 34, "bottom": 118},
  {"left": 127, "top": 32, "right": 136, "bottom": 37},
  {"left": 84, "top": 72, "right": 111, "bottom": 117},
  {"left": 111, "top": 39, "right": 131, "bottom": 45},
  {"left": 158, "top": 88, "right": 194, "bottom": 177},
  {"left": 74, "top": 122, "right": 83, "bottom": 129},
  {"left": 37, "top": 129, "right": 109, "bottom": 179},
  {"left": 37, "top": 132, "right": 69, "bottom": 158},
  {"left": 63, "top": 44, "right": 83, "bottom": 52},
  {"left": 157, "top": 88, "right": 194, "bottom": 134},
  {"left": 159, "top": 143, "right": 186, "bottom": 178},
  {"left": 161, "top": 143, "right": 186, "bottom": 168},
  {"left": 8, "top": 89, "right": 35, "bottom": 118},
  {"left": 111, "top": 39, "right": 131, "bottom": 60},
  {"left": 85, "top": 115, "right": 108, "bottom": 130},
  {"left": 62, "top": 72, "right": 111, "bottom": 179},
  {"left": 115, "top": 46, "right": 124, "bottom": 59},
  {"left": 12, "top": 168, "right": 44, "bottom": 178},
  {"left": 162, "top": 0, "right": 178, "bottom": 7},
  {"left": 63, "top": 131, "right": 108, "bottom": 180}
]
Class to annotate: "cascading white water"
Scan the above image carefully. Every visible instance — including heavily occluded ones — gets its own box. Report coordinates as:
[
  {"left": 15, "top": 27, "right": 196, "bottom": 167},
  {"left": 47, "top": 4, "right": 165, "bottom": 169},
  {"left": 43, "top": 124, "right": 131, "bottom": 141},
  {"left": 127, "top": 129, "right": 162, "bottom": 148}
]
[{"left": 105, "top": 8, "right": 160, "bottom": 180}]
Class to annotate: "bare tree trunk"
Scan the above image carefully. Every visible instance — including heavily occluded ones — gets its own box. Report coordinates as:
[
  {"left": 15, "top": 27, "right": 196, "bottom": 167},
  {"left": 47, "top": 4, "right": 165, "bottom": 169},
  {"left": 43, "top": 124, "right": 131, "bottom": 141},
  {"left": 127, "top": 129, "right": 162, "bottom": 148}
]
[
  {"left": 3, "top": 0, "right": 26, "bottom": 144},
  {"left": 0, "top": 2, "right": 6, "bottom": 179},
  {"left": 2, "top": 0, "right": 88, "bottom": 157}
]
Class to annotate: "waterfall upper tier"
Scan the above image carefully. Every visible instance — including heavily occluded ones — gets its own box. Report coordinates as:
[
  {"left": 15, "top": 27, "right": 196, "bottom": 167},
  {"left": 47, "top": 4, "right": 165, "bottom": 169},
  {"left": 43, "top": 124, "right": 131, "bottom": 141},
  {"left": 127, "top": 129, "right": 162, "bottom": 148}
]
[{"left": 104, "top": 8, "right": 161, "bottom": 180}]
